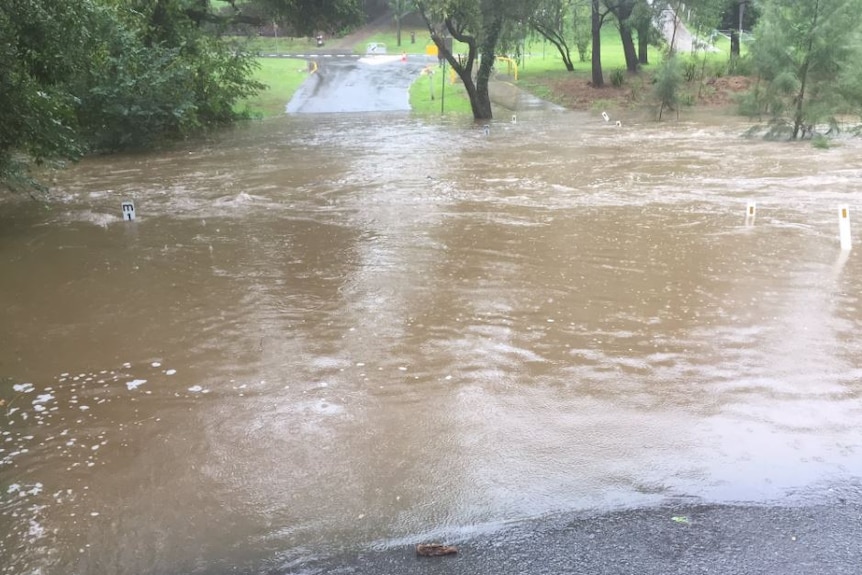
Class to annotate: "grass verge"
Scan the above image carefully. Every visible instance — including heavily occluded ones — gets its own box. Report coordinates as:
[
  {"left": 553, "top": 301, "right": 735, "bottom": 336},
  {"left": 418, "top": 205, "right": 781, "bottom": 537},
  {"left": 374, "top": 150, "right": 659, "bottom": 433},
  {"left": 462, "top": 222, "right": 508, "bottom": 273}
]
[
  {"left": 408, "top": 65, "right": 472, "bottom": 116},
  {"left": 238, "top": 58, "right": 312, "bottom": 117}
]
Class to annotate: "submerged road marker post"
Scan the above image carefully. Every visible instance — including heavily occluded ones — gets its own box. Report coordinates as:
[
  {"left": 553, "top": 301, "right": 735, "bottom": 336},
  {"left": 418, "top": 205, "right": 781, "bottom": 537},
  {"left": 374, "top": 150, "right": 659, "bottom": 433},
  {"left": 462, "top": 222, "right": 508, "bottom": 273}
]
[
  {"left": 121, "top": 201, "right": 136, "bottom": 221},
  {"left": 839, "top": 205, "right": 852, "bottom": 250},
  {"left": 483, "top": 124, "right": 490, "bottom": 136},
  {"left": 745, "top": 201, "right": 756, "bottom": 226},
  {"left": 512, "top": 114, "right": 517, "bottom": 124},
  {"left": 601, "top": 111, "right": 610, "bottom": 122}
]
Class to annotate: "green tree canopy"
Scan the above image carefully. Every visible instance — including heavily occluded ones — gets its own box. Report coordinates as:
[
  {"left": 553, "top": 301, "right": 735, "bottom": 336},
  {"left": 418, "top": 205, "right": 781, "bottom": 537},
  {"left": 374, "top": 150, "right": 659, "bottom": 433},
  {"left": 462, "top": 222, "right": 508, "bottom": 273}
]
[
  {"left": 747, "top": 0, "right": 862, "bottom": 139},
  {"left": 1, "top": 0, "right": 366, "bottom": 193},
  {"left": 416, "top": 0, "right": 518, "bottom": 120}
]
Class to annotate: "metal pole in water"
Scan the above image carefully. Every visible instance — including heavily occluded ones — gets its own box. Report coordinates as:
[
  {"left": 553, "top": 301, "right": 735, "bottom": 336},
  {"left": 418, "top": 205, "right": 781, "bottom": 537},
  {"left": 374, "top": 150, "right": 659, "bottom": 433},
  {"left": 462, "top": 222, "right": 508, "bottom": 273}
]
[
  {"left": 839, "top": 205, "right": 852, "bottom": 250},
  {"left": 483, "top": 124, "right": 490, "bottom": 136},
  {"left": 745, "top": 201, "right": 756, "bottom": 226}
]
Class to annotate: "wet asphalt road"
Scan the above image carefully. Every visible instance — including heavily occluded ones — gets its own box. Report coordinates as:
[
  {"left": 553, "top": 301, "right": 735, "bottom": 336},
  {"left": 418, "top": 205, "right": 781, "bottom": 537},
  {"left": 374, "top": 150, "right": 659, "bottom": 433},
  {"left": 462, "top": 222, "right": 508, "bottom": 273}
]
[
  {"left": 286, "top": 55, "right": 433, "bottom": 114},
  {"left": 271, "top": 494, "right": 862, "bottom": 575}
]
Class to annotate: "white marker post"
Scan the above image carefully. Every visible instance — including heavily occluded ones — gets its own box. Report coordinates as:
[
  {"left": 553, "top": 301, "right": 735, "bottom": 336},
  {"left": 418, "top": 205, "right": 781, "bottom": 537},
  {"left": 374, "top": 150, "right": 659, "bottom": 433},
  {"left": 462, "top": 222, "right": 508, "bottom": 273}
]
[
  {"left": 483, "top": 124, "right": 490, "bottom": 136},
  {"left": 601, "top": 111, "right": 610, "bottom": 122},
  {"left": 745, "top": 201, "right": 756, "bottom": 226},
  {"left": 839, "top": 205, "right": 852, "bottom": 250},
  {"left": 121, "top": 201, "right": 136, "bottom": 221},
  {"left": 511, "top": 114, "right": 517, "bottom": 124}
]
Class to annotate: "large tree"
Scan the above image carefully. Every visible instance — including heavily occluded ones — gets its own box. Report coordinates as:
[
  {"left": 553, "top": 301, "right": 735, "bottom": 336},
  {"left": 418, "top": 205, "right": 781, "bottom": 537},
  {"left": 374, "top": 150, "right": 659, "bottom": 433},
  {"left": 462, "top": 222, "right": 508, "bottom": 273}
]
[
  {"left": 250, "top": 0, "right": 365, "bottom": 35},
  {"left": 529, "top": 0, "right": 578, "bottom": 71},
  {"left": 416, "top": 0, "right": 523, "bottom": 120},
  {"left": 1, "top": 0, "right": 365, "bottom": 193},
  {"left": 389, "top": 0, "right": 415, "bottom": 47},
  {"left": 631, "top": 0, "right": 659, "bottom": 65},
  {"left": 748, "top": 0, "right": 862, "bottom": 139},
  {"left": 590, "top": 0, "right": 609, "bottom": 86},
  {"left": 603, "top": 0, "right": 638, "bottom": 73},
  {"left": 720, "top": 0, "right": 760, "bottom": 58}
]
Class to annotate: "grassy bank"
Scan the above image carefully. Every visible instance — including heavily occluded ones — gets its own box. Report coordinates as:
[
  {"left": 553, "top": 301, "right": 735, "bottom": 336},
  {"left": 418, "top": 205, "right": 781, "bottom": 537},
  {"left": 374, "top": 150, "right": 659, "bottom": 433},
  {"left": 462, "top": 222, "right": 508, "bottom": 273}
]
[
  {"left": 238, "top": 58, "right": 312, "bottom": 117},
  {"left": 408, "top": 64, "right": 472, "bottom": 116}
]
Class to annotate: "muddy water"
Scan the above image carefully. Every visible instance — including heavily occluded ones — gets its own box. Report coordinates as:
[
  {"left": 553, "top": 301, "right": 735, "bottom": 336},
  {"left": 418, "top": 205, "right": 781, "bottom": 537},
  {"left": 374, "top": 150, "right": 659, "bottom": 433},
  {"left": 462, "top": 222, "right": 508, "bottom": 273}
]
[{"left": 2, "top": 111, "right": 862, "bottom": 574}]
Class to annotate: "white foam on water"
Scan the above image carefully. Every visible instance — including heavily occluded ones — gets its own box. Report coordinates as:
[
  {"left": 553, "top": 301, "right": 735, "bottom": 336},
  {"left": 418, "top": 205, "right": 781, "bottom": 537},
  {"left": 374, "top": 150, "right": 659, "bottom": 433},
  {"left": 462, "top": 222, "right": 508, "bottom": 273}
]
[
  {"left": 125, "top": 379, "right": 147, "bottom": 391},
  {"left": 151, "top": 362, "right": 162, "bottom": 368},
  {"left": 165, "top": 369, "right": 177, "bottom": 375},
  {"left": 13, "top": 383, "right": 34, "bottom": 393},
  {"left": 27, "top": 519, "right": 45, "bottom": 541}
]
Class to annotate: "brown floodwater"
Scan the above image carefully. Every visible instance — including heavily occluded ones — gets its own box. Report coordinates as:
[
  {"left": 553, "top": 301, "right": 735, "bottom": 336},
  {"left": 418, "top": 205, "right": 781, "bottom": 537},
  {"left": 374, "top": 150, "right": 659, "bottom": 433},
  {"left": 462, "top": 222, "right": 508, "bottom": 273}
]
[{"left": 2, "top": 110, "right": 862, "bottom": 575}]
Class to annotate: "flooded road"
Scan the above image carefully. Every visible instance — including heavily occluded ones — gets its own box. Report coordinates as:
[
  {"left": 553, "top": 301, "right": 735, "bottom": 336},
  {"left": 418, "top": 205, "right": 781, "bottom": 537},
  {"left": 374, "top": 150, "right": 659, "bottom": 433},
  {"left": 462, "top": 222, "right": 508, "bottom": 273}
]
[
  {"left": 286, "top": 56, "right": 430, "bottom": 114},
  {"left": 2, "top": 111, "right": 862, "bottom": 575}
]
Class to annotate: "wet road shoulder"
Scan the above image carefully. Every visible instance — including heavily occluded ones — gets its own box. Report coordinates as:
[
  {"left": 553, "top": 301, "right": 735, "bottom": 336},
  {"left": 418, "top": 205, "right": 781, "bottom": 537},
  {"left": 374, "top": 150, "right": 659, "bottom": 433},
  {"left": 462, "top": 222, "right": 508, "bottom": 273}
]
[{"left": 279, "top": 493, "right": 862, "bottom": 575}]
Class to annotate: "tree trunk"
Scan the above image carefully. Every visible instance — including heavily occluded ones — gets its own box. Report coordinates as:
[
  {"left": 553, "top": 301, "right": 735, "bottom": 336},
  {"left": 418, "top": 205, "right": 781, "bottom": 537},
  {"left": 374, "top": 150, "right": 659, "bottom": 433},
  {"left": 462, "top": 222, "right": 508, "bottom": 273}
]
[
  {"left": 591, "top": 0, "right": 603, "bottom": 87},
  {"left": 396, "top": 16, "right": 402, "bottom": 47},
  {"left": 609, "top": 1, "right": 638, "bottom": 73},
  {"left": 637, "top": 20, "right": 649, "bottom": 65},
  {"left": 416, "top": 4, "right": 497, "bottom": 120},
  {"left": 668, "top": 1, "right": 683, "bottom": 54},
  {"left": 473, "top": 14, "right": 502, "bottom": 120},
  {"left": 620, "top": 23, "right": 638, "bottom": 72},
  {"left": 793, "top": 60, "right": 809, "bottom": 139},
  {"left": 793, "top": 0, "right": 820, "bottom": 139},
  {"left": 531, "top": 22, "right": 575, "bottom": 71},
  {"left": 730, "top": 29, "right": 740, "bottom": 57}
]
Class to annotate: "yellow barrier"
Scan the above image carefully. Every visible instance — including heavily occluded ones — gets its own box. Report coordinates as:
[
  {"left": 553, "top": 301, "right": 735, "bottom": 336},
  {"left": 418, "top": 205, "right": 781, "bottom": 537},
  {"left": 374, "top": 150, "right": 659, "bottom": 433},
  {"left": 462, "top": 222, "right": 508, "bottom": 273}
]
[{"left": 495, "top": 56, "right": 518, "bottom": 81}]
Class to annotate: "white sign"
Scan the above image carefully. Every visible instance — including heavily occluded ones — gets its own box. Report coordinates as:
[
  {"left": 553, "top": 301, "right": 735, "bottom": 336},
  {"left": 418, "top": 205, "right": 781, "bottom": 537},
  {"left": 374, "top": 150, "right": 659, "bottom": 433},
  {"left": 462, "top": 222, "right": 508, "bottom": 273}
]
[
  {"left": 121, "top": 201, "right": 136, "bottom": 221},
  {"left": 839, "top": 205, "right": 852, "bottom": 251},
  {"left": 745, "top": 201, "right": 756, "bottom": 226}
]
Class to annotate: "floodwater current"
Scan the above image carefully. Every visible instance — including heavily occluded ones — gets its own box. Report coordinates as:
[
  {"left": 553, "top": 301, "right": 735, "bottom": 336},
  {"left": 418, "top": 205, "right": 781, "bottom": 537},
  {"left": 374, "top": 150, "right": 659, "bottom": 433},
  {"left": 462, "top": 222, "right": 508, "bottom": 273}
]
[{"left": 2, "top": 110, "right": 862, "bottom": 574}]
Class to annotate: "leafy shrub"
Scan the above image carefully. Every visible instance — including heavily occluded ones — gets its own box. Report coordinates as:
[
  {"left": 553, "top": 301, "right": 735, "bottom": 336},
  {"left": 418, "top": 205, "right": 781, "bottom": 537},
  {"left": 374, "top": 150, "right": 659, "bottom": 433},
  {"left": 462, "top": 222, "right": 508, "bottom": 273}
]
[
  {"left": 610, "top": 68, "right": 626, "bottom": 88},
  {"left": 654, "top": 56, "right": 683, "bottom": 120},
  {"left": 681, "top": 57, "right": 699, "bottom": 82},
  {"left": 727, "top": 54, "right": 754, "bottom": 76},
  {"left": 705, "top": 58, "right": 726, "bottom": 79},
  {"left": 812, "top": 135, "right": 830, "bottom": 149}
]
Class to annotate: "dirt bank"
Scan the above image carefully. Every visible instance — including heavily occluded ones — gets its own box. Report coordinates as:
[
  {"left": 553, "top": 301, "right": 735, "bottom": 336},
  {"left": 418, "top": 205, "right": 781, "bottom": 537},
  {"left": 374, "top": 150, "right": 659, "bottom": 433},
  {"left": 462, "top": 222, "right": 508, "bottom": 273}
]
[{"left": 524, "top": 72, "right": 751, "bottom": 114}]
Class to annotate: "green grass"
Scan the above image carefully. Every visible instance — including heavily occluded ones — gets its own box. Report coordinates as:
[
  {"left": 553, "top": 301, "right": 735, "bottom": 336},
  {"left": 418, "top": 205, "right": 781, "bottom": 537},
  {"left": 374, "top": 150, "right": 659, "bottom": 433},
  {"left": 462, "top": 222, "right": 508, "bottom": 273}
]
[
  {"left": 408, "top": 64, "right": 472, "bottom": 115},
  {"left": 517, "top": 28, "right": 665, "bottom": 78},
  {"left": 237, "top": 58, "right": 313, "bottom": 117}
]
